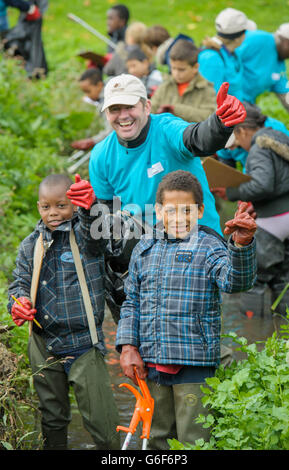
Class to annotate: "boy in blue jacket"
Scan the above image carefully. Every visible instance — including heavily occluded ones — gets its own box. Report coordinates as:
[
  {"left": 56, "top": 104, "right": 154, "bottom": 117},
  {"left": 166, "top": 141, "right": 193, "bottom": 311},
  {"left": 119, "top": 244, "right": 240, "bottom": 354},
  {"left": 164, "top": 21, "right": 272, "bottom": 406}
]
[
  {"left": 8, "top": 174, "right": 120, "bottom": 450},
  {"left": 116, "top": 170, "right": 257, "bottom": 449}
]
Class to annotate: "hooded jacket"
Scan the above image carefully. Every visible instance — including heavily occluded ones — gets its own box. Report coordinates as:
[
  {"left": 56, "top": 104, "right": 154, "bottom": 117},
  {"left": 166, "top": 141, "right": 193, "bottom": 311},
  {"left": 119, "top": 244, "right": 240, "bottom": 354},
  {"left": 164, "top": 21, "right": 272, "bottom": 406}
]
[{"left": 226, "top": 127, "right": 289, "bottom": 217}]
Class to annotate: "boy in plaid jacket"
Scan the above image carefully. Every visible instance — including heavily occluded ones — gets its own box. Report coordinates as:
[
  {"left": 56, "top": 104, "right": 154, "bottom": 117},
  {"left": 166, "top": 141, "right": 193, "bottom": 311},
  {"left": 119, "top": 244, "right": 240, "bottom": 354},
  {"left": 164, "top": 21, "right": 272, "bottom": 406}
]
[
  {"left": 116, "top": 170, "right": 257, "bottom": 449},
  {"left": 8, "top": 174, "right": 120, "bottom": 450}
]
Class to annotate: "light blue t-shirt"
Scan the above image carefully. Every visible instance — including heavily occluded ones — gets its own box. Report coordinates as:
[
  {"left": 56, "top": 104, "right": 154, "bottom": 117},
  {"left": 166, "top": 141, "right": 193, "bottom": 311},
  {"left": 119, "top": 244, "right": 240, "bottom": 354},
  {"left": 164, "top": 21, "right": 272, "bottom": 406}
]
[
  {"left": 198, "top": 45, "right": 244, "bottom": 101},
  {"left": 217, "top": 116, "right": 289, "bottom": 170},
  {"left": 237, "top": 30, "right": 289, "bottom": 103},
  {"left": 89, "top": 113, "right": 222, "bottom": 234}
]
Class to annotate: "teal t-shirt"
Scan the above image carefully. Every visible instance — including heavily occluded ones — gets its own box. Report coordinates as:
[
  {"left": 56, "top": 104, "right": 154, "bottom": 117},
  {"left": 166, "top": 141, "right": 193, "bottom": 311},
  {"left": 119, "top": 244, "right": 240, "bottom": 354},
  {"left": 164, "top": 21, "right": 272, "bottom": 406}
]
[
  {"left": 237, "top": 30, "right": 289, "bottom": 103},
  {"left": 89, "top": 113, "right": 222, "bottom": 234},
  {"left": 198, "top": 46, "right": 244, "bottom": 101}
]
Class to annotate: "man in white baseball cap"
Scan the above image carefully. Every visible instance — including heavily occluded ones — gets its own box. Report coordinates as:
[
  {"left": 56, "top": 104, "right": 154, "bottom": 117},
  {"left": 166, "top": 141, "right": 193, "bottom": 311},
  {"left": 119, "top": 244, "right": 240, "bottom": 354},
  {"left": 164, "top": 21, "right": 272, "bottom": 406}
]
[
  {"left": 85, "top": 73, "right": 246, "bottom": 235},
  {"left": 101, "top": 73, "right": 147, "bottom": 111}
]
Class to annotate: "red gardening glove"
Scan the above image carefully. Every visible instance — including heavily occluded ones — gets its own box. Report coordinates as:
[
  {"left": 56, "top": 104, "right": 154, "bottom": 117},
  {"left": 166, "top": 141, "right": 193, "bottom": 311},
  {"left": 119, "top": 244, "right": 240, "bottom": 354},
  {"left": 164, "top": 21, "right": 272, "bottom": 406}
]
[
  {"left": 216, "top": 82, "right": 246, "bottom": 127},
  {"left": 157, "top": 104, "right": 175, "bottom": 114},
  {"left": 224, "top": 202, "right": 257, "bottom": 246},
  {"left": 66, "top": 174, "right": 96, "bottom": 210},
  {"left": 238, "top": 200, "right": 257, "bottom": 219},
  {"left": 11, "top": 297, "right": 37, "bottom": 327},
  {"left": 25, "top": 5, "right": 41, "bottom": 21},
  {"left": 70, "top": 138, "right": 96, "bottom": 150},
  {"left": 120, "top": 345, "right": 147, "bottom": 385},
  {"left": 211, "top": 187, "right": 228, "bottom": 200}
]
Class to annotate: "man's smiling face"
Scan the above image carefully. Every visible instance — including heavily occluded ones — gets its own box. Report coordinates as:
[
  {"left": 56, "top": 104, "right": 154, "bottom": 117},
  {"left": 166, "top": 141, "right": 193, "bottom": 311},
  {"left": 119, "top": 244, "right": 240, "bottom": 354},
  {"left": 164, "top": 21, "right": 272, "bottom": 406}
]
[{"left": 105, "top": 99, "right": 151, "bottom": 141}]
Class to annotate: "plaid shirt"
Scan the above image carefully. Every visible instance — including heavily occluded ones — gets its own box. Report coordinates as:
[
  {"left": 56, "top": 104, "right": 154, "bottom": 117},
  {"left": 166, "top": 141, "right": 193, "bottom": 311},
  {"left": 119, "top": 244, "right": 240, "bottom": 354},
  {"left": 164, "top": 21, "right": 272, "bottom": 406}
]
[
  {"left": 116, "top": 227, "right": 257, "bottom": 367},
  {"left": 8, "top": 209, "right": 106, "bottom": 355}
]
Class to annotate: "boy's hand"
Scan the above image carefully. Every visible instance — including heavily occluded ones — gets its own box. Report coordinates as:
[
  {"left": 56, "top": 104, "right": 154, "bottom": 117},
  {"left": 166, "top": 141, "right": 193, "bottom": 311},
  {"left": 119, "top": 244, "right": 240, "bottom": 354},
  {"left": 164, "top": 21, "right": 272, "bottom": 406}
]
[
  {"left": 224, "top": 202, "right": 257, "bottom": 246},
  {"left": 66, "top": 174, "right": 96, "bottom": 210},
  {"left": 120, "top": 345, "right": 147, "bottom": 385},
  {"left": 11, "top": 297, "right": 37, "bottom": 327},
  {"left": 216, "top": 82, "right": 246, "bottom": 127},
  {"left": 70, "top": 138, "right": 95, "bottom": 150}
]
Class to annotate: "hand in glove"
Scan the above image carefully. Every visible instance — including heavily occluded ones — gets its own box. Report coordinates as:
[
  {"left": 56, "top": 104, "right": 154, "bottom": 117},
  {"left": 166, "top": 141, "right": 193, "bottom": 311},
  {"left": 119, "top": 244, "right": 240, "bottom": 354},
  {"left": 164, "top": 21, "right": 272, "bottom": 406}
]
[
  {"left": 70, "top": 138, "right": 96, "bottom": 150},
  {"left": 156, "top": 104, "right": 175, "bottom": 114},
  {"left": 216, "top": 82, "right": 246, "bottom": 127},
  {"left": 224, "top": 202, "right": 257, "bottom": 246},
  {"left": 66, "top": 174, "right": 95, "bottom": 210},
  {"left": 211, "top": 187, "right": 228, "bottom": 200},
  {"left": 25, "top": 5, "right": 41, "bottom": 21},
  {"left": 11, "top": 297, "right": 37, "bottom": 327}
]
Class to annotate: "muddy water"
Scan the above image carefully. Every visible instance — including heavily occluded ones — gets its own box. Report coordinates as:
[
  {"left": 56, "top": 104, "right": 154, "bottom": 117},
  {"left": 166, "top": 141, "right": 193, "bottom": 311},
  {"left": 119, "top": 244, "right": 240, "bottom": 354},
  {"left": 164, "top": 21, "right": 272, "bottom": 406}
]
[{"left": 67, "top": 290, "right": 281, "bottom": 450}]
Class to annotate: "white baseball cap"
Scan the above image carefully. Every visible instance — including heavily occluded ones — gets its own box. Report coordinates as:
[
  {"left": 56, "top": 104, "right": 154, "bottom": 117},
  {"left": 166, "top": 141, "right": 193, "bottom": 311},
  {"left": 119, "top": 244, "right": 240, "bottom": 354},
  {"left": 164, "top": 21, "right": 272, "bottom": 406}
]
[
  {"left": 215, "top": 8, "right": 252, "bottom": 36},
  {"left": 101, "top": 74, "right": 147, "bottom": 111},
  {"left": 276, "top": 23, "right": 289, "bottom": 40}
]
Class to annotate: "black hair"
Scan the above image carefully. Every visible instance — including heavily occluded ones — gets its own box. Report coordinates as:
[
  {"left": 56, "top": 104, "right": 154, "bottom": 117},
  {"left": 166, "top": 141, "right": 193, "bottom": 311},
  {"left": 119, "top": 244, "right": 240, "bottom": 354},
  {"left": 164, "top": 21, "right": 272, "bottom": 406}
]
[
  {"left": 39, "top": 174, "right": 72, "bottom": 195},
  {"left": 127, "top": 46, "right": 148, "bottom": 62},
  {"left": 169, "top": 39, "right": 199, "bottom": 66},
  {"left": 79, "top": 68, "right": 103, "bottom": 85},
  {"left": 110, "top": 4, "right": 130, "bottom": 23},
  {"left": 156, "top": 170, "right": 203, "bottom": 205},
  {"left": 234, "top": 102, "right": 267, "bottom": 131}
]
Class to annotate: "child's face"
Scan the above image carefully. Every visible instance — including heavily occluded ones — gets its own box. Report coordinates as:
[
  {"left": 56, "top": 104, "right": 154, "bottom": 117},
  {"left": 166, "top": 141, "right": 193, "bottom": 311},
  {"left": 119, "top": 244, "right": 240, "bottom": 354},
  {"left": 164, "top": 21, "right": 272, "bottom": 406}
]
[
  {"left": 37, "top": 184, "right": 75, "bottom": 232},
  {"left": 170, "top": 60, "right": 199, "bottom": 84},
  {"left": 127, "top": 59, "right": 150, "bottom": 79},
  {"left": 155, "top": 190, "right": 204, "bottom": 239},
  {"left": 80, "top": 79, "right": 103, "bottom": 102}
]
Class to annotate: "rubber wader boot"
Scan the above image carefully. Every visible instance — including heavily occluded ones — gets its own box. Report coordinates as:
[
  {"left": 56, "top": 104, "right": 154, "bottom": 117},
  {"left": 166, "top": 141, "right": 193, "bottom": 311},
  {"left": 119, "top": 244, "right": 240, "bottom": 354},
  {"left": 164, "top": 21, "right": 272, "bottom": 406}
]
[{"left": 42, "top": 426, "right": 68, "bottom": 450}]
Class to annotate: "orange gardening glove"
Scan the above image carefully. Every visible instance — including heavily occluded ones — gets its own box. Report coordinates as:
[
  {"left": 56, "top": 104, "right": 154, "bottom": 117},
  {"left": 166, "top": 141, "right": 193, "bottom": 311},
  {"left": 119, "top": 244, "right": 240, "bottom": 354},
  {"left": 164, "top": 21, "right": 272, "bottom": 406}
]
[
  {"left": 66, "top": 174, "right": 96, "bottom": 210},
  {"left": 216, "top": 82, "right": 247, "bottom": 127},
  {"left": 11, "top": 297, "right": 37, "bottom": 327},
  {"left": 224, "top": 202, "right": 257, "bottom": 246}
]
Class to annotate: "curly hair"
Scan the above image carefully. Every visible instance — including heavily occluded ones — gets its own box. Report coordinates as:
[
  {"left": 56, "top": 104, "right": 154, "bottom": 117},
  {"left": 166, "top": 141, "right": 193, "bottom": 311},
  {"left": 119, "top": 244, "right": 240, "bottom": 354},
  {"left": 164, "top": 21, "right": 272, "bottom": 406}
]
[{"left": 156, "top": 170, "right": 203, "bottom": 205}]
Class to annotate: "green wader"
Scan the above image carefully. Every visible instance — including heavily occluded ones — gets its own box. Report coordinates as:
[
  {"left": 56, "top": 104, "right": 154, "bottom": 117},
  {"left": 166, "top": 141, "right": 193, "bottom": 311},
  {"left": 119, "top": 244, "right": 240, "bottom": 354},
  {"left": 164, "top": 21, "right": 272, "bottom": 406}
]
[
  {"left": 146, "top": 380, "right": 210, "bottom": 450},
  {"left": 28, "top": 332, "right": 120, "bottom": 450}
]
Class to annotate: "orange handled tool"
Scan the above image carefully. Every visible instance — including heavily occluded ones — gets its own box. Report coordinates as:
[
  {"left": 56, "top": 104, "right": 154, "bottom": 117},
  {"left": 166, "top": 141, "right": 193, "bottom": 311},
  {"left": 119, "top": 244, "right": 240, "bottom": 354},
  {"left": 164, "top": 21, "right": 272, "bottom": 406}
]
[{"left": 117, "top": 367, "right": 154, "bottom": 450}]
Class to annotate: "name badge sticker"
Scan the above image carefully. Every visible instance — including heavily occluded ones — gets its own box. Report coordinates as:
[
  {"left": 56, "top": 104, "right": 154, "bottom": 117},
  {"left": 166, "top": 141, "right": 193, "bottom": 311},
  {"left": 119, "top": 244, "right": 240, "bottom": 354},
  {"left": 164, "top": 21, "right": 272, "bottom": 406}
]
[
  {"left": 175, "top": 250, "right": 193, "bottom": 263},
  {"left": 147, "top": 162, "right": 164, "bottom": 178}
]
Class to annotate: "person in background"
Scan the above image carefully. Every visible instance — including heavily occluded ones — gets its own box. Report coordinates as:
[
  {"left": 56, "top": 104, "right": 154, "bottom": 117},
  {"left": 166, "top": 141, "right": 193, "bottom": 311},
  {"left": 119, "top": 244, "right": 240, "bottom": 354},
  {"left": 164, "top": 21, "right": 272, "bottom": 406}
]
[
  {"left": 70, "top": 68, "right": 111, "bottom": 151},
  {"left": 212, "top": 104, "right": 289, "bottom": 318},
  {"left": 103, "top": 21, "right": 149, "bottom": 77},
  {"left": 142, "top": 24, "right": 172, "bottom": 66},
  {"left": 0, "top": 0, "right": 41, "bottom": 38},
  {"left": 126, "top": 46, "right": 163, "bottom": 98},
  {"left": 116, "top": 170, "right": 257, "bottom": 450},
  {"left": 151, "top": 39, "right": 216, "bottom": 122},
  {"left": 238, "top": 23, "right": 289, "bottom": 111}
]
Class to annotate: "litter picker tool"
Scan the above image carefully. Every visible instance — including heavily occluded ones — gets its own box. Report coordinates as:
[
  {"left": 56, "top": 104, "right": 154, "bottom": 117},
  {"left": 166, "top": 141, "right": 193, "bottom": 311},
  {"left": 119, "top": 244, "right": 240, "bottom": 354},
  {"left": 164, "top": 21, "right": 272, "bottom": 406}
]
[
  {"left": 117, "top": 367, "right": 154, "bottom": 450},
  {"left": 67, "top": 13, "right": 116, "bottom": 50}
]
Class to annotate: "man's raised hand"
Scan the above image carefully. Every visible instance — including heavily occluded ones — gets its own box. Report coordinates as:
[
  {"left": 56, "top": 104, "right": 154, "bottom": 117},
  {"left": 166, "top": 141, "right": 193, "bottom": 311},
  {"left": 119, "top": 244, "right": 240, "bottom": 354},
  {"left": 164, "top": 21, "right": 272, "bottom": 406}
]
[
  {"left": 66, "top": 174, "right": 96, "bottom": 210},
  {"left": 216, "top": 82, "right": 247, "bottom": 127}
]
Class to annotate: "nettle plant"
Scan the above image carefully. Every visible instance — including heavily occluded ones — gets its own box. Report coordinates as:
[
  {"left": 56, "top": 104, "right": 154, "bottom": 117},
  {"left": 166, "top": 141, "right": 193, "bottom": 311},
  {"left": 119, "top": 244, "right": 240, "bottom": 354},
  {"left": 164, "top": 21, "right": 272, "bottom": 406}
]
[{"left": 169, "top": 286, "right": 289, "bottom": 450}]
